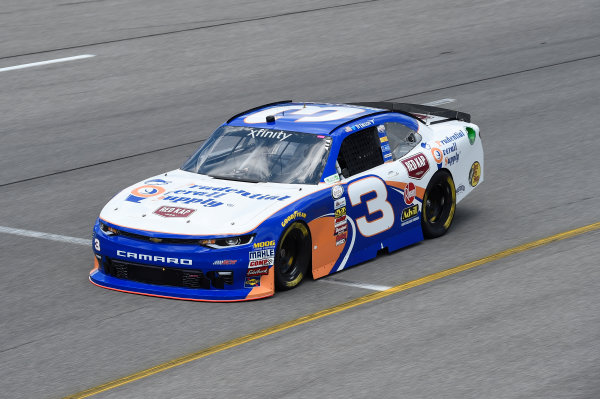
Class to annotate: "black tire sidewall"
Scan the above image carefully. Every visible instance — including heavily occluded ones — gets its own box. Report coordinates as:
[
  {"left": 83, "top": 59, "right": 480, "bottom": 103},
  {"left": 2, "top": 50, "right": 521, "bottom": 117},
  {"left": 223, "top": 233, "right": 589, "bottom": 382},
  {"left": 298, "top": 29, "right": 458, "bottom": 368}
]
[
  {"left": 274, "top": 222, "right": 311, "bottom": 290},
  {"left": 421, "top": 170, "right": 456, "bottom": 238}
]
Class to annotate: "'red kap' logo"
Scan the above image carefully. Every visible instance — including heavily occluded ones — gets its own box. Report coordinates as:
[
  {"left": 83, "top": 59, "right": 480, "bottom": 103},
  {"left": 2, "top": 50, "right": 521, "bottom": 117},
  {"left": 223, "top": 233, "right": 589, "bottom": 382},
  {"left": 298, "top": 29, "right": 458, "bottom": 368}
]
[
  {"left": 153, "top": 206, "right": 196, "bottom": 218},
  {"left": 401, "top": 153, "right": 429, "bottom": 179}
]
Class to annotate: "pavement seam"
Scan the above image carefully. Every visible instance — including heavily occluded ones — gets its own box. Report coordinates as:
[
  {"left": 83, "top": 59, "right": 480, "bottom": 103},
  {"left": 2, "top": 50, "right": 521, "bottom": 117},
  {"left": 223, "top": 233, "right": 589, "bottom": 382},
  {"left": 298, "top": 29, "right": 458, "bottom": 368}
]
[
  {"left": 5, "top": 51, "right": 599, "bottom": 188},
  {"left": 0, "top": 0, "right": 379, "bottom": 61}
]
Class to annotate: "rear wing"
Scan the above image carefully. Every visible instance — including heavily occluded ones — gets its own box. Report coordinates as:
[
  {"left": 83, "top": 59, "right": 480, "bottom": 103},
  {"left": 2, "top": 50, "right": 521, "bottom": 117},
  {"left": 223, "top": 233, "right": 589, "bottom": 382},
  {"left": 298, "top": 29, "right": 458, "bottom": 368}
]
[{"left": 350, "top": 102, "right": 470, "bottom": 124}]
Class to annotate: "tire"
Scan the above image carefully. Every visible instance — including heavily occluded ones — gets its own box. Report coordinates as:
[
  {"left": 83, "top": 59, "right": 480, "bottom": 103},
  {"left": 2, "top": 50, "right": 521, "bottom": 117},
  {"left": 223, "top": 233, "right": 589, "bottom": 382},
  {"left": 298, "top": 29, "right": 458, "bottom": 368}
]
[
  {"left": 274, "top": 222, "right": 311, "bottom": 290},
  {"left": 421, "top": 170, "right": 456, "bottom": 238}
]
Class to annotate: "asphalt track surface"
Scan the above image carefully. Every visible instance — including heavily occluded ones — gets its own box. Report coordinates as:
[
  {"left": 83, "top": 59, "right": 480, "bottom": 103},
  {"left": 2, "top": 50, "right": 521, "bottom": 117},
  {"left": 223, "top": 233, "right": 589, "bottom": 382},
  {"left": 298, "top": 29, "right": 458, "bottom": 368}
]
[{"left": 1, "top": 1, "right": 599, "bottom": 398}]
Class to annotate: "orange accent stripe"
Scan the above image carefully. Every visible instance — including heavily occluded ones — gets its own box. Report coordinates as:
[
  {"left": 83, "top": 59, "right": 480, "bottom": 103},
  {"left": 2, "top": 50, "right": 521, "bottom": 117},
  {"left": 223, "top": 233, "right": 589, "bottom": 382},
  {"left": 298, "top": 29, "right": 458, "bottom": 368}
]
[
  {"left": 309, "top": 216, "right": 345, "bottom": 279},
  {"left": 386, "top": 180, "right": 426, "bottom": 200},
  {"left": 247, "top": 266, "right": 275, "bottom": 299}
]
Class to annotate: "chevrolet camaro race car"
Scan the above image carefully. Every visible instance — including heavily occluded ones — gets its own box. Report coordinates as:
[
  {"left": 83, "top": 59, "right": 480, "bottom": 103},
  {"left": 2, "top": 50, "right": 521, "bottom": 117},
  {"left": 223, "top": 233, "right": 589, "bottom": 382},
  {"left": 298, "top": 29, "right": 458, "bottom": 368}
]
[{"left": 91, "top": 101, "right": 483, "bottom": 301}]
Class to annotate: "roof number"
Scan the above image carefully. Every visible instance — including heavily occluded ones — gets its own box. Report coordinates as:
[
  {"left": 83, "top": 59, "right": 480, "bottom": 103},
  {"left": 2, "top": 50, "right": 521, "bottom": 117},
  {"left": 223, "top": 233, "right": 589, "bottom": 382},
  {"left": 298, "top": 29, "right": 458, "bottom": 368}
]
[{"left": 243, "top": 105, "right": 366, "bottom": 124}]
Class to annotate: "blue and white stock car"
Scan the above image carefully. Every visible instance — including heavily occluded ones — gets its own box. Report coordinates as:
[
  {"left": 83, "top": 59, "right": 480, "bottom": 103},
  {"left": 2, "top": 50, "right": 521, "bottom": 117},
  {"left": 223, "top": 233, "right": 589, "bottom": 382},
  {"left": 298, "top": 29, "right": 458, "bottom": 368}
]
[{"left": 91, "top": 101, "right": 483, "bottom": 301}]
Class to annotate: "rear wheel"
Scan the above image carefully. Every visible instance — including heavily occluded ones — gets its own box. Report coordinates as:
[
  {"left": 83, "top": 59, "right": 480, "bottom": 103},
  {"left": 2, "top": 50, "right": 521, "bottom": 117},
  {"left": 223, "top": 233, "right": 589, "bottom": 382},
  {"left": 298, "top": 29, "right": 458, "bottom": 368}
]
[
  {"left": 274, "top": 222, "right": 311, "bottom": 290},
  {"left": 421, "top": 170, "right": 456, "bottom": 238}
]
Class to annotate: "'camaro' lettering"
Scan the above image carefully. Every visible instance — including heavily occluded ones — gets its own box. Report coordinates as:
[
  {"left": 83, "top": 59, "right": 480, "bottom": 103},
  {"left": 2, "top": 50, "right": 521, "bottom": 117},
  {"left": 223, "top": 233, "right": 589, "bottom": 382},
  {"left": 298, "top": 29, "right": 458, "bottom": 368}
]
[{"left": 117, "top": 250, "right": 192, "bottom": 265}]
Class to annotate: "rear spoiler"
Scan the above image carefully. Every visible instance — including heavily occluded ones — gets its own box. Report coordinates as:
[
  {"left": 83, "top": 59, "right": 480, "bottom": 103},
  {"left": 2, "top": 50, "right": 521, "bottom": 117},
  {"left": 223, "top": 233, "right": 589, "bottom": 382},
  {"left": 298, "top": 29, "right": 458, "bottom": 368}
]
[{"left": 350, "top": 102, "right": 471, "bottom": 124}]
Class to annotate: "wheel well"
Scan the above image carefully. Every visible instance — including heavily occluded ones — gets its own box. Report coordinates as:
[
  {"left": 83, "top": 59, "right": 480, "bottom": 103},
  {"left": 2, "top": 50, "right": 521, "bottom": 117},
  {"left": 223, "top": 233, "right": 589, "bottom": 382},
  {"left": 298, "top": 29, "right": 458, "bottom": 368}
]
[
  {"left": 298, "top": 221, "right": 313, "bottom": 279},
  {"left": 437, "top": 167, "right": 453, "bottom": 179},
  {"left": 277, "top": 220, "right": 313, "bottom": 278}
]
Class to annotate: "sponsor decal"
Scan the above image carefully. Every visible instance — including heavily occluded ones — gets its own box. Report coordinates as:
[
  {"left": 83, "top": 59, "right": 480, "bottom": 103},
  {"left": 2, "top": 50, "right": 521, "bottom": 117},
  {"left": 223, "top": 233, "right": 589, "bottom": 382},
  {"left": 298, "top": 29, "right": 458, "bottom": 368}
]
[
  {"left": 334, "top": 207, "right": 346, "bottom": 218},
  {"left": 344, "top": 119, "right": 375, "bottom": 132},
  {"left": 334, "top": 197, "right": 346, "bottom": 210},
  {"left": 401, "top": 216, "right": 419, "bottom": 226},
  {"left": 281, "top": 210, "right": 307, "bottom": 227},
  {"left": 431, "top": 147, "right": 444, "bottom": 170},
  {"left": 125, "top": 179, "right": 172, "bottom": 203},
  {"left": 466, "top": 127, "right": 477, "bottom": 145},
  {"left": 404, "top": 182, "right": 416, "bottom": 205},
  {"left": 336, "top": 238, "right": 346, "bottom": 246},
  {"left": 469, "top": 161, "right": 481, "bottom": 187},
  {"left": 244, "top": 277, "right": 261, "bottom": 288},
  {"left": 413, "top": 113, "right": 434, "bottom": 121},
  {"left": 246, "top": 266, "right": 269, "bottom": 277},
  {"left": 324, "top": 174, "right": 341, "bottom": 184},
  {"left": 249, "top": 249, "right": 275, "bottom": 260},
  {"left": 253, "top": 240, "right": 275, "bottom": 249},
  {"left": 247, "top": 128, "right": 292, "bottom": 141},
  {"left": 435, "top": 130, "right": 465, "bottom": 147},
  {"left": 336, "top": 231, "right": 348, "bottom": 241},
  {"left": 378, "top": 127, "right": 393, "bottom": 162},
  {"left": 401, "top": 204, "right": 419, "bottom": 222},
  {"left": 442, "top": 143, "right": 460, "bottom": 166},
  {"left": 153, "top": 206, "right": 196, "bottom": 218},
  {"left": 116, "top": 250, "right": 192, "bottom": 265},
  {"left": 331, "top": 185, "right": 344, "bottom": 199},
  {"left": 334, "top": 215, "right": 347, "bottom": 227},
  {"left": 249, "top": 258, "right": 274, "bottom": 267},
  {"left": 402, "top": 153, "right": 430, "bottom": 179},
  {"left": 126, "top": 185, "right": 166, "bottom": 203},
  {"left": 186, "top": 185, "right": 291, "bottom": 201},
  {"left": 213, "top": 259, "right": 237, "bottom": 265},
  {"left": 456, "top": 184, "right": 466, "bottom": 194},
  {"left": 334, "top": 223, "right": 348, "bottom": 235},
  {"left": 156, "top": 184, "right": 293, "bottom": 208}
]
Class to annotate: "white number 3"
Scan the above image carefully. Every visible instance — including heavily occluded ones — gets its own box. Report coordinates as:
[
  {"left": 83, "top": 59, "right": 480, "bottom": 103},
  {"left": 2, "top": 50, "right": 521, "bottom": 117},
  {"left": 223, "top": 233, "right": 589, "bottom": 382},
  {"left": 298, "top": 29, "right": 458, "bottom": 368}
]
[{"left": 348, "top": 177, "right": 395, "bottom": 237}]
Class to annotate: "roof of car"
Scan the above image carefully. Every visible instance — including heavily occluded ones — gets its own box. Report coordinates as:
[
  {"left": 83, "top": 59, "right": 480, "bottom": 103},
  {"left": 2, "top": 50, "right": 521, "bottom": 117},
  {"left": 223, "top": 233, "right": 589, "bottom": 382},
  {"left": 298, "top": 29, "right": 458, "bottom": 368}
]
[{"left": 225, "top": 101, "right": 390, "bottom": 135}]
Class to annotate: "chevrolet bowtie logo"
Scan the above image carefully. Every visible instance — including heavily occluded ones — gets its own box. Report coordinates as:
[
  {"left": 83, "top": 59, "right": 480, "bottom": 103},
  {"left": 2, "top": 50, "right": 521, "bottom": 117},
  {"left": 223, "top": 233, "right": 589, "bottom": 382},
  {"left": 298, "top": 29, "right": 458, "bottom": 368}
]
[{"left": 149, "top": 237, "right": 163, "bottom": 243}]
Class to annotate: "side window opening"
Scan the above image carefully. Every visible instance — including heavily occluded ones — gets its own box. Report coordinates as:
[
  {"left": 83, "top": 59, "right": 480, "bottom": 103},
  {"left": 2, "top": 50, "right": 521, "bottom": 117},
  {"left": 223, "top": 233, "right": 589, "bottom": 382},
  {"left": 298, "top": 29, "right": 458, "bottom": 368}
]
[
  {"left": 384, "top": 122, "right": 421, "bottom": 160},
  {"left": 337, "top": 127, "right": 384, "bottom": 178}
]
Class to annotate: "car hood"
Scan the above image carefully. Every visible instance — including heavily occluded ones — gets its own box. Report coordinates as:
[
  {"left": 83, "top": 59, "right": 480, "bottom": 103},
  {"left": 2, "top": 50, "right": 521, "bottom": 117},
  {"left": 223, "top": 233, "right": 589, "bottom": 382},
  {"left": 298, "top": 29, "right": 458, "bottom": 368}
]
[{"left": 99, "top": 169, "right": 320, "bottom": 236}]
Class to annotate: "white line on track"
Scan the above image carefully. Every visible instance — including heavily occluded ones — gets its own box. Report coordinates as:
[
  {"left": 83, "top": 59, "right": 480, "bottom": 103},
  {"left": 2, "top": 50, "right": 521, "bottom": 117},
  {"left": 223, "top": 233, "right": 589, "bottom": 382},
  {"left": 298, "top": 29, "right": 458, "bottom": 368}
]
[
  {"left": 0, "top": 226, "right": 89, "bottom": 246},
  {"left": 318, "top": 277, "right": 391, "bottom": 291},
  {"left": 422, "top": 98, "right": 455, "bottom": 106},
  {"left": 0, "top": 54, "right": 95, "bottom": 72}
]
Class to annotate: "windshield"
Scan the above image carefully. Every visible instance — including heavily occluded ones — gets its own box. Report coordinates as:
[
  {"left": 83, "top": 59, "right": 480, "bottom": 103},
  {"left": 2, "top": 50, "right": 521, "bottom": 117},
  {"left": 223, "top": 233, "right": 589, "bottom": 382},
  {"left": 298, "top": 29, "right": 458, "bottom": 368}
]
[{"left": 182, "top": 126, "right": 331, "bottom": 184}]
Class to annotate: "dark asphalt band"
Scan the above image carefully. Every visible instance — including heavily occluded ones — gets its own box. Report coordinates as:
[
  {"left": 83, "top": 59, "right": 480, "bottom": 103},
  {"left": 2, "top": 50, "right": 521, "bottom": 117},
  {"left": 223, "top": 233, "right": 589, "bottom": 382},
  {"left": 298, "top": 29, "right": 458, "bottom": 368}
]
[
  {"left": 384, "top": 53, "right": 600, "bottom": 101},
  {"left": 0, "top": 0, "right": 380, "bottom": 61},
  {"left": 3, "top": 52, "right": 599, "bottom": 188},
  {"left": 0, "top": 139, "right": 205, "bottom": 188}
]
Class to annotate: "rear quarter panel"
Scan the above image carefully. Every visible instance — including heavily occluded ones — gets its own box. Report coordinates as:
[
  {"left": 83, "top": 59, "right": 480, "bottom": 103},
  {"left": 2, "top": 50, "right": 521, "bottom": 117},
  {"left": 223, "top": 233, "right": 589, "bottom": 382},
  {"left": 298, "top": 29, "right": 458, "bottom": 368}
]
[{"left": 419, "top": 121, "right": 484, "bottom": 203}]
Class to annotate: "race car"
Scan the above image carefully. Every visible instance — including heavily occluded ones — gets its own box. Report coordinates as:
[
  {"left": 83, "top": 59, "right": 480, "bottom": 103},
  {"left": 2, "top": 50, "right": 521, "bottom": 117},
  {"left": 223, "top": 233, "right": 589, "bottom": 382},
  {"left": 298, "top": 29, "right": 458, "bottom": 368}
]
[{"left": 90, "top": 101, "right": 483, "bottom": 301}]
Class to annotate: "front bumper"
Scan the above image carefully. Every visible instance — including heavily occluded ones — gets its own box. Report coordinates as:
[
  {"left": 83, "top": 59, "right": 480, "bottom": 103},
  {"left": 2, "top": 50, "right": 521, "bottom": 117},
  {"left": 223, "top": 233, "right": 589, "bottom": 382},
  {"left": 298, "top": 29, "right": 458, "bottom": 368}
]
[{"left": 90, "top": 221, "right": 275, "bottom": 302}]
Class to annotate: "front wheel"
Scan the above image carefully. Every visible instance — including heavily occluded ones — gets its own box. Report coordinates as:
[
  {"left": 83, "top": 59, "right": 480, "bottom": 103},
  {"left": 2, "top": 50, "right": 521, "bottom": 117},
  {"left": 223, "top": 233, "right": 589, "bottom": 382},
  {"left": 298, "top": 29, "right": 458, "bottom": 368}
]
[
  {"left": 274, "top": 222, "right": 311, "bottom": 290},
  {"left": 421, "top": 170, "right": 456, "bottom": 238}
]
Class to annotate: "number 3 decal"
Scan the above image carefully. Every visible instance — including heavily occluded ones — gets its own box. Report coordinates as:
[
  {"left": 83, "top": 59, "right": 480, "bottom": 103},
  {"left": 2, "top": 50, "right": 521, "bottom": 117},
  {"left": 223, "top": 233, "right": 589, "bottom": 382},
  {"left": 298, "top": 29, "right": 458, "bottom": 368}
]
[{"left": 347, "top": 177, "right": 395, "bottom": 237}]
